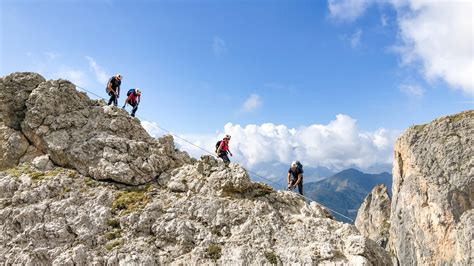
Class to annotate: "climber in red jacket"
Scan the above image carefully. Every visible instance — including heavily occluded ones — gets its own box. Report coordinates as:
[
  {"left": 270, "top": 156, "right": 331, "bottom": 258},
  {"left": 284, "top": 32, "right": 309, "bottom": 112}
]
[
  {"left": 122, "top": 88, "right": 141, "bottom": 117},
  {"left": 216, "top": 135, "right": 233, "bottom": 166}
]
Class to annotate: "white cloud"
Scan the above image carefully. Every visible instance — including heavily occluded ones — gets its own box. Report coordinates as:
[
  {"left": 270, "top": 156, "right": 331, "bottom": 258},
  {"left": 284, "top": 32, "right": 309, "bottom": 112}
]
[
  {"left": 212, "top": 36, "right": 227, "bottom": 56},
  {"left": 142, "top": 115, "right": 400, "bottom": 174},
  {"left": 56, "top": 69, "right": 88, "bottom": 86},
  {"left": 13, "top": 52, "right": 101, "bottom": 93},
  {"left": 328, "top": 0, "right": 474, "bottom": 95},
  {"left": 394, "top": 1, "right": 474, "bottom": 95},
  {"left": 400, "top": 84, "right": 424, "bottom": 98},
  {"left": 328, "top": 0, "right": 372, "bottom": 22},
  {"left": 240, "top": 94, "right": 262, "bottom": 112},
  {"left": 142, "top": 120, "right": 217, "bottom": 157},
  {"left": 141, "top": 121, "right": 167, "bottom": 138},
  {"left": 86, "top": 56, "right": 109, "bottom": 85},
  {"left": 350, "top": 29, "right": 362, "bottom": 48}
]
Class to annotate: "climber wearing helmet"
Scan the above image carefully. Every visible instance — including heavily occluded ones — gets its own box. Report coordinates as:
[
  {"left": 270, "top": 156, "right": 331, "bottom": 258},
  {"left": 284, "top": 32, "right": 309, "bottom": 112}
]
[
  {"left": 216, "top": 135, "right": 233, "bottom": 166},
  {"left": 287, "top": 161, "right": 304, "bottom": 195},
  {"left": 122, "top": 88, "right": 141, "bottom": 117},
  {"left": 106, "top": 74, "right": 122, "bottom": 106}
]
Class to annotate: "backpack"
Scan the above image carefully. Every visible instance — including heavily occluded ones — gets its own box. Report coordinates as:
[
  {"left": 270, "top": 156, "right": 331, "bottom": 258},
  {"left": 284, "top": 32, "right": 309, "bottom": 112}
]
[
  {"left": 295, "top": 161, "right": 303, "bottom": 172},
  {"left": 215, "top": 140, "right": 222, "bottom": 153},
  {"left": 105, "top": 78, "right": 112, "bottom": 93},
  {"left": 127, "top": 89, "right": 135, "bottom": 96},
  {"left": 106, "top": 77, "right": 116, "bottom": 93}
]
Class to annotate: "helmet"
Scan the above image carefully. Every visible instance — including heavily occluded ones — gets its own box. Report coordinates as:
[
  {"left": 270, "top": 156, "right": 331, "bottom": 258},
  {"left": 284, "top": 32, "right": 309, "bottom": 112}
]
[
  {"left": 135, "top": 88, "right": 141, "bottom": 94},
  {"left": 291, "top": 161, "right": 298, "bottom": 168},
  {"left": 116, "top": 74, "right": 122, "bottom": 80},
  {"left": 224, "top": 134, "right": 231, "bottom": 140}
]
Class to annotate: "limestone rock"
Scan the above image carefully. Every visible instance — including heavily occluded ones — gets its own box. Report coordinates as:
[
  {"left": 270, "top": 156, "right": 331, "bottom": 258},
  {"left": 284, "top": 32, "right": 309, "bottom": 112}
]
[
  {"left": 355, "top": 184, "right": 391, "bottom": 249},
  {"left": 19, "top": 145, "right": 46, "bottom": 165},
  {"left": 0, "top": 72, "right": 45, "bottom": 130},
  {"left": 455, "top": 210, "right": 474, "bottom": 264},
  {"left": 10, "top": 77, "right": 192, "bottom": 185},
  {"left": 31, "top": 155, "right": 55, "bottom": 171},
  {"left": 0, "top": 159, "right": 391, "bottom": 265},
  {"left": 0, "top": 125, "right": 29, "bottom": 170},
  {"left": 389, "top": 110, "right": 473, "bottom": 265},
  {"left": 0, "top": 72, "right": 392, "bottom": 264}
]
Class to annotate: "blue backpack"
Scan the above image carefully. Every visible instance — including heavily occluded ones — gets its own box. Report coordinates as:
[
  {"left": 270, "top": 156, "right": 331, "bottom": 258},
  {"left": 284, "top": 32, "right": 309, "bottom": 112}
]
[{"left": 127, "top": 89, "right": 135, "bottom": 96}]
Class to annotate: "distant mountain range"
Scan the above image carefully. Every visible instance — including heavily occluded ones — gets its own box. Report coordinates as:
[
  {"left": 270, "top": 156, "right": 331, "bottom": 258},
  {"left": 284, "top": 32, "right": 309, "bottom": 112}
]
[
  {"left": 248, "top": 163, "right": 335, "bottom": 189},
  {"left": 246, "top": 164, "right": 392, "bottom": 224},
  {"left": 304, "top": 168, "right": 392, "bottom": 223}
]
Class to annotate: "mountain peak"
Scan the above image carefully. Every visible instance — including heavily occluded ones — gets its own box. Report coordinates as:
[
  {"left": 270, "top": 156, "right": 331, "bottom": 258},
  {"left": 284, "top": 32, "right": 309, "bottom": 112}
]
[
  {"left": 336, "top": 168, "right": 363, "bottom": 176},
  {"left": 0, "top": 72, "right": 391, "bottom": 265},
  {"left": 0, "top": 72, "right": 193, "bottom": 185},
  {"left": 356, "top": 110, "right": 473, "bottom": 265}
]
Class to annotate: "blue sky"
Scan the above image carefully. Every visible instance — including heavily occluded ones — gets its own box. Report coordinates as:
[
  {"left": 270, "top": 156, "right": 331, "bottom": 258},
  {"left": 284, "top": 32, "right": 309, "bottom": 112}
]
[{"left": 1, "top": 0, "right": 473, "bottom": 175}]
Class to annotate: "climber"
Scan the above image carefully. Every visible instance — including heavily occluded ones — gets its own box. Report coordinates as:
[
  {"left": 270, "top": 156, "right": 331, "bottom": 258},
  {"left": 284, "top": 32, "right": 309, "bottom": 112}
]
[
  {"left": 122, "top": 88, "right": 141, "bottom": 117},
  {"left": 106, "top": 74, "right": 122, "bottom": 106},
  {"left": 216, "top": 135, "right": 233, "bottom": 166},
  {"left": 287, "top": 161, "right": 303, "bottom": 195}
]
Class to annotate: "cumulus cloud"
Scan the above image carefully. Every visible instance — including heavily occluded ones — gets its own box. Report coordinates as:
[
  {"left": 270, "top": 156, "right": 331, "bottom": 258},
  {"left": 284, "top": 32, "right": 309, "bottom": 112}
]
[
  {"left": 86, "top": 56, "right": 109, "bottom": 85},
  {"left": 142, "top": 120, "right": 218, "bottom": 157},
  {"left": 212, "top": 36, "right": 227, "bottom": 56},
  {"left": 400, "top": 84, "right": 424, "bottom": 98},
  {"left": 328, "top": 0, "right": 474, "bottom": 95},
  {"left": 394, "top": 1, "right": 474, "bottom": 95},
  {"left": 142, "top": 115, "right": 400, "bottom": 174},
  {"left": 240, "top": 94, "right": 262, "bottom": 112},
  {"left": 222, "top": 115, "right": 399, "bottom": 172}
]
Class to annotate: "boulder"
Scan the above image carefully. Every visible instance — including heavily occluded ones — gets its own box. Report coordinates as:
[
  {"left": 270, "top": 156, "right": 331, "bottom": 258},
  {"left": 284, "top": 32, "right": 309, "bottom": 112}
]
[
  {"left": 0, "top": 125, "right": 29, "bottom": 170},
  {"left": 355, "top": 184, "right": 391, "bottom": 248},
  {"left": 0, "top": 72, "right": 45, "bottom": 130}
]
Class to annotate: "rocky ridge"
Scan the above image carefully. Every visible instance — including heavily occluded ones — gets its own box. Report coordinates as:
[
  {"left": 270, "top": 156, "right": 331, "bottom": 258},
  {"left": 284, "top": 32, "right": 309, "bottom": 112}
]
[
  {"left": 0, "top": 72, "right": 391, "bottom": 265},
  {"left": 354, "top": 184, "right": 390, "bottom": 249},
  {"left": 355, "top": 110, "right": 473, "bottom": 265},
  {"left": 390, "top": 110, "right": 473, "bottom": 265},
  {"left": 0, "top": 73, "right": 191, "bottom": 185}
]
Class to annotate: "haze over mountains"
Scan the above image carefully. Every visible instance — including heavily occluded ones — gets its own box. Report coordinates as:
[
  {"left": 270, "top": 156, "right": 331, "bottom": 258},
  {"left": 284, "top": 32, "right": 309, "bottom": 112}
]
[
  {"left": 305, "top": 168, "right": 392, "bottom": 223},
  {"left": 249, "top": 164, "right": 393, "bottom": 224}
]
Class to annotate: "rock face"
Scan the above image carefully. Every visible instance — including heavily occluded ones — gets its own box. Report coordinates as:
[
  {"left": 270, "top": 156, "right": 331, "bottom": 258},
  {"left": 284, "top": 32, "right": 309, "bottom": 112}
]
[
  {"left": 0, "top": 125, "right": 30, "bottom": 170},
  {"left": 355, "top": 184, "right": 391, "bottom": 249},
  {"left": 0, "top": 73, "right": 192, "bottom": 185},
  {"left": 0, "top": 157, "right": 391, "bottom": 265},
  {"left": 0, "top": 72, "right": 45, "bottom": 130},
  {"left": 390, "top": 110, "right": 473, "bottom": 265},
  {"left": 0, "top": 72, "right": 391, "bottom": 264}
]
